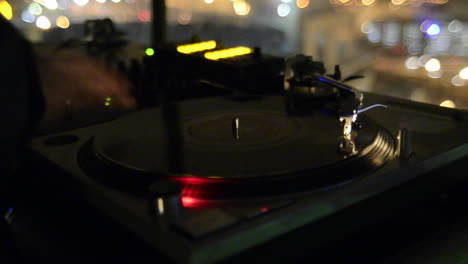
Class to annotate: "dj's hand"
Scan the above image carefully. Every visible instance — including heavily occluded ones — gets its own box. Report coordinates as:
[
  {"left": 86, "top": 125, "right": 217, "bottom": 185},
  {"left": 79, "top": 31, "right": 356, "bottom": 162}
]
[{"left": 35, "top": 48, "right": 137, "bottom": 134}]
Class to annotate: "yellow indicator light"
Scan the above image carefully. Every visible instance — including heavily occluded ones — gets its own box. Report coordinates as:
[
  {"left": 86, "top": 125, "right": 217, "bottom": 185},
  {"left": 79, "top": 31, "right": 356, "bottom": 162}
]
[
  {"left": 177, "top": 40, "right": 217, "bottom": 54},
  {"left": 0, "top": 1, "right": 13, "bottom": 20},
  {"left": 145, "top": 48, "right": 155, "bottom": 56},
  {"left": 204, "top": 47, "right": 253, "bottom": 61},
  {"left": 104, "top": 97, "right": 112, "bottom": 106}
]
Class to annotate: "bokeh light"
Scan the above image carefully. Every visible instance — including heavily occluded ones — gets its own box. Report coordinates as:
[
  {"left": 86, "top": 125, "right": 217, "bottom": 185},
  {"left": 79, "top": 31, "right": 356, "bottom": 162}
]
[
  {"left": 424, "top": 58, "right": 441, "bottom": 72},
  {"left": 145, "top": 48, "right": 155, "bottom": 56},
  {"left": 73, "top": 0, "right": 89, "bottom": 6},
  {"left": 177, "top": 11, "right": 192, "bottom": 25},
  {"left": 296, "top": 0, "right": 310, "bottom": 8},
  {"left": 28, "top": 2, "right": 42, "bottom": 16},
  {"left": 420, "top": 20, "right": 441, "bottom": 37},
  {"left": 44, "top": 0, "right": 58, "bottom": 10},
  {"left": 138, "top": 9, "right": 151, "bottom": 22},
  {"left": 459, "top": 67, "right": 468, "bottom": 80},
  {"left": 404, "top": 56, "right": 419, "bottom": 70},
  {"left": 362, "top": 0, "right": 375, "bottom": 5},
  {"left": 426, "top": 23, "right": 441, "bottom": 36},
  {"left": 233, "top": 0, "right": 251, "bottom": 16},
  {"left": 56, "top": 15, "right": 70, "bottom": 29},
  {"left": 451, "top": 75, "right": 465, "bottom": 86},
  {"left": 427, "top": 70, "right": 442, "bottom": 79},
  {"left": 391, "top": 0, "right": 406, "bottom": 5},
  {"left": 361, "top": 21, "right": 374, "bottom": 34},
  {"left": 36, "top": 16, "right": 51, "bottom": 30},
  {"left": 21, "top": 10, "right": 35, "bottom": 23},
  {"left": 440, "top": 100, "right": 455, "bottom": 108},
  {"left": 367, "top": 30, "right": 381, "bottom": 43},
  {"left": 277, "top": 3, "right": 291, "bottom": 17},
  {"left": 204, "top": 0, "right": 214, "bottom": 4},
  {"left": 448, "top": 20, "right": 463, "bottom": 33},
  {"left": 0, "top": 0, "right": 13, "bottom": 20}
]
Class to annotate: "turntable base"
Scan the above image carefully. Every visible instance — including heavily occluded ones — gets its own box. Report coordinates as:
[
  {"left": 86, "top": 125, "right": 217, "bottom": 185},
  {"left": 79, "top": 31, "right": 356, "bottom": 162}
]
[{"left": 28, "top": 93, "right": 468, "bottom": 264}]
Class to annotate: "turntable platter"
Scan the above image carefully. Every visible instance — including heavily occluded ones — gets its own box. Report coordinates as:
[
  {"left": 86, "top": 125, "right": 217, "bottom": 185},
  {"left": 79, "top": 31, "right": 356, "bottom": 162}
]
[{"left": 89, "top": 96, "right": 395, "bottom": 196}]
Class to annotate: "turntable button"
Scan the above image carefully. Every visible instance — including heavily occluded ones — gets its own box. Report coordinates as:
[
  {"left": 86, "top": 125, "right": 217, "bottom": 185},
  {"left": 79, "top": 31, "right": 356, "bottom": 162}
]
[{"left": 173, "top": 209, "right": 238, "bottom": 239}]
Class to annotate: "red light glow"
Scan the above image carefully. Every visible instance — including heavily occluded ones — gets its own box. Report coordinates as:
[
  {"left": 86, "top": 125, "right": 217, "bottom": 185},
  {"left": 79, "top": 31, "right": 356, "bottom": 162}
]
[
  {"left": 166, "top": 175, "right": 237, "bottom": 206},
  {"left": 181, "top": 183, "right": 207, "bottom": 197},
  {"left": 181, "top": 196, "right": 195, "bottom": 206},
  {"left": 181, "top": 196, "right": 208, "bottom": 208},
  {"left": 260, "top": 207, "right": 270, "bottom": 213},
  {"left": 168, "top": 175, "right": 232, "bottom": 184},
  {"left": 138, "top": 9, "right": 151, "bottom": 22}
]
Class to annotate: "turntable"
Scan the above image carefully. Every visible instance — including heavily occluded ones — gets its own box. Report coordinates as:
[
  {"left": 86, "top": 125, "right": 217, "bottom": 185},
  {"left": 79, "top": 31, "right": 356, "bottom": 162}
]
[{"left": 27, "top": 55, "right": 468, "bottom": 264}]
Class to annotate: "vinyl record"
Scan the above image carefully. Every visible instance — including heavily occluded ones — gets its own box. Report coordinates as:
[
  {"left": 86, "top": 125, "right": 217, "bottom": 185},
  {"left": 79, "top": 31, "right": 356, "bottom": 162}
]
[{"left": 82, "top": 96, "right": 396, "bottom": 198}]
